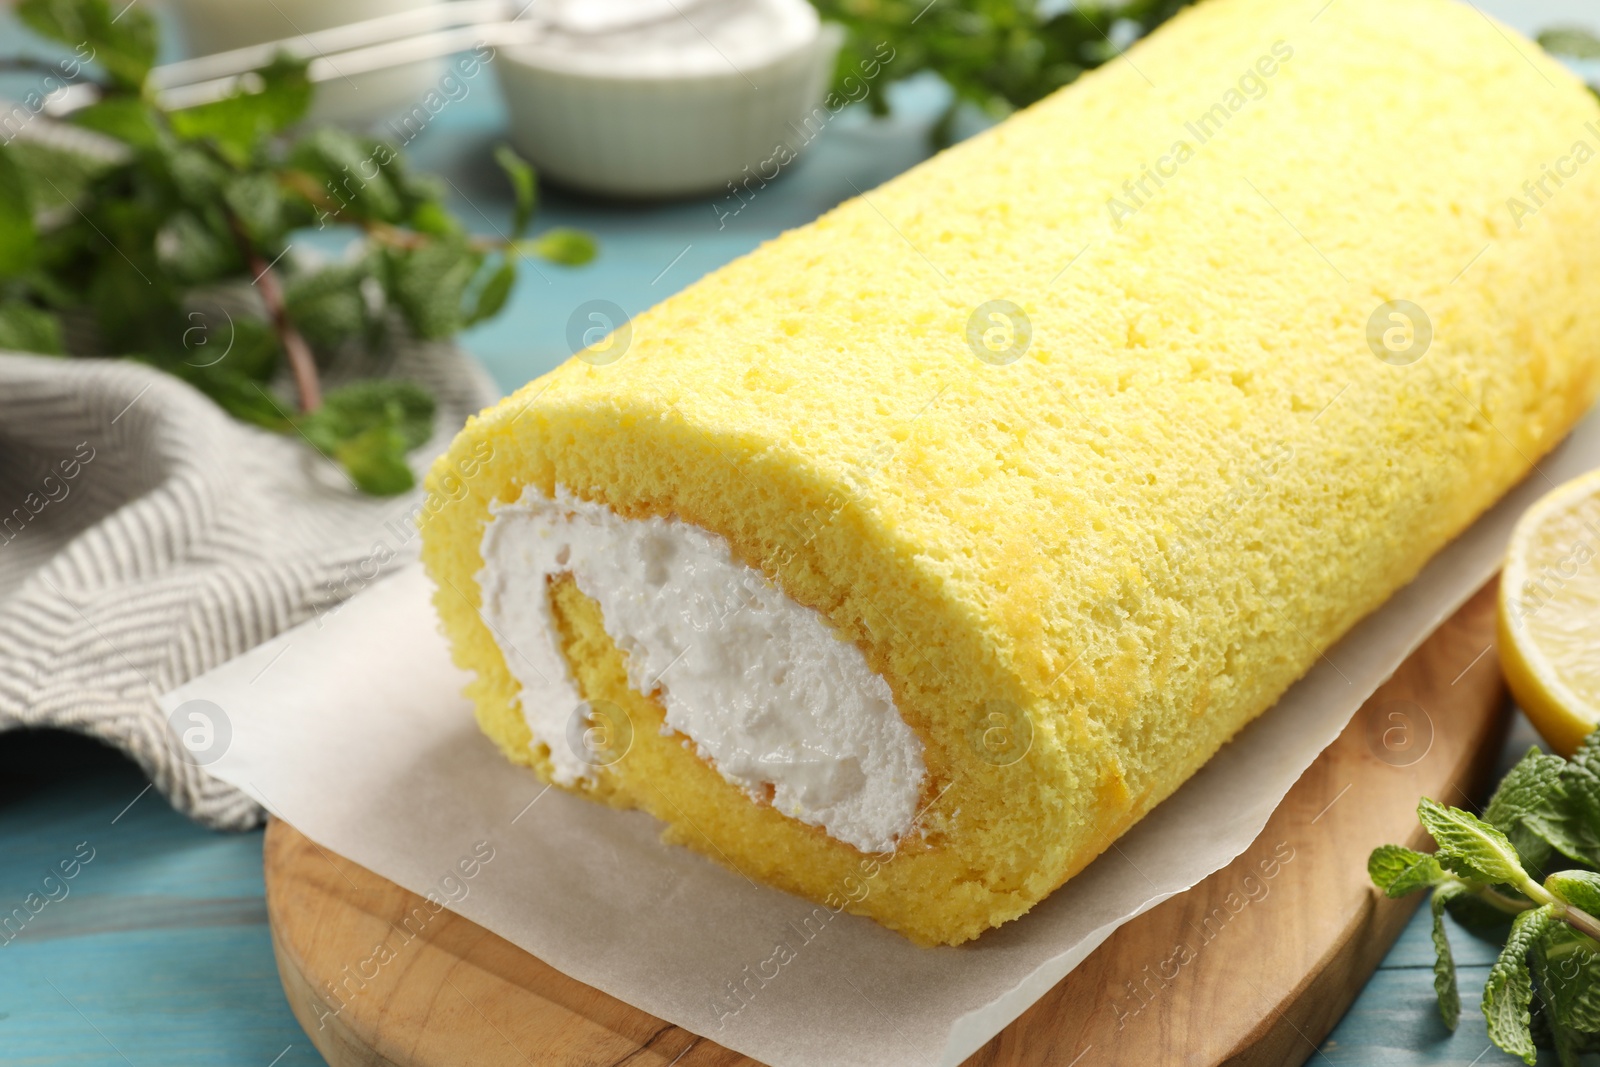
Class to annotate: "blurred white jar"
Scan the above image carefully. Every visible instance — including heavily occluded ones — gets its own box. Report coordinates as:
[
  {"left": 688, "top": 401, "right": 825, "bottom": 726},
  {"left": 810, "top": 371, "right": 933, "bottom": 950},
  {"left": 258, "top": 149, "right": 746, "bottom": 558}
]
[
  {"left": 164, "top": 0, "right": 448, "bottom": 127},
  {"left": 497, "top": 0, "right": 843, "bottom": 198}
]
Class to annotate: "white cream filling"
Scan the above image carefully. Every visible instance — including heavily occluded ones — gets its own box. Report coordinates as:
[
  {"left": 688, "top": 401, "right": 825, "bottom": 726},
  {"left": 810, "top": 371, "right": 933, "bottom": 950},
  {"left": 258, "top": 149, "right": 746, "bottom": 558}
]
[{"left": 475, "top": 486, "right": 926, "bottom": 853}]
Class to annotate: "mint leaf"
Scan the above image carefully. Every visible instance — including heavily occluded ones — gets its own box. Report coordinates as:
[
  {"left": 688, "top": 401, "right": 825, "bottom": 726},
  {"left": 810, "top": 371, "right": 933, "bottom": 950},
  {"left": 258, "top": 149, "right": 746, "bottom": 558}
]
[
  {"left": 1483, "top": 905, "right": 1561, "bottom": 1064},
  {"left": 198, "top": 314, "right": 281, "bottom": 382},
  {"left": 383, "top": 237, "right": 481, "bottom": 340},
  {"left": 154, "top": 141, "right": 231, "bottom": 206},
  {"left": 3, "top": 138, "right": 112, "bottom": 216},
  {"left": 464, "top": 259, "right": 515, "bottom": 328},
  {"left": 284, "top": 262, "right": 371, "bottom": 352},
  {"left": 19, "top": 0, "right": 158, "bottom": 90},
  {"left": 333, "top": 420, "right": 413, "bottom": 496},
  {"left": 1486, "top": 748, "right": 1566, "bottom": 826},
  {"left": 1547, "top": 871, "right": 1600, "bottom": 915},
  {"left": 156, "top": 363, "right": 291, "bottom": 431},
  {"left": 87, "top": 242, "right": 180, "bottom": 353},
  {"left": 0, "top": 301, "right": 64, "bottom": 354},
  {"left": 406, "top": 197, "right": 461, "bottom": 239},
  {"left": 168, "top": 55, "right": 313, "bottom": 167},
  {"left": 1561, "top": 730, "right": 1600, "bottom": 835},
  {"left": 297, "top": 381, "right": 434, "bottom": 496},
  {"left": 388, "top": 165, "right": 451, "bottom": 228},
  {"left": 493, "top": 143, "right": 535, "bottom": 239},
  {"left": 1369, "top": 844, "right": 1446, "bottom": 897},
  {"left": 154, "top": 211, "right": 236, "bottom": 286},
  {"left": 70, "top": 98, "right": 160, "bottom": 150},
  {"left": 298, "top": 380, "right": 434, "bottom": 454},
  {"left": 1539, "top": 26, "right": 1600, "bottom": 59},
  {"left": 1431, "top": 881, "right": 1467, "bottom": 1031},
  {"left": 1486, "top": 747, "right": 1600, "bottom": 871},
  {"left": 288, "top": 127, "right": 403, "bottom": 224},
  {"left": 1534, "top": 923, "right": 1600, "bottom": 1035},
  {"left": 223, "top": 173, "right": 285, "bottom": 246},
  {"left": 525, "top": 228, "right": 597, "bottom": 267},
  {"left": 0, "top": 147, "right": 38, "bottom": 278},
  {"left": 814, "top": 0, "right": 1190, "bottom": 146},
  {"left": 1550, "top": 1020, "right": 1584, "bottom": 1067},
  {"left": 1418, "top": 798, "right": 1530, "bottom": 889}
]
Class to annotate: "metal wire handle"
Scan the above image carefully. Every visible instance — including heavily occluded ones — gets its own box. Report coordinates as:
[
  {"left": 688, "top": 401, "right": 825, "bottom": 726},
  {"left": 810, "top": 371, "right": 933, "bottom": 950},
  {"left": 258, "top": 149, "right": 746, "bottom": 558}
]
[{"left": 46, "top": 0, "right": 724, "bottom": 113}]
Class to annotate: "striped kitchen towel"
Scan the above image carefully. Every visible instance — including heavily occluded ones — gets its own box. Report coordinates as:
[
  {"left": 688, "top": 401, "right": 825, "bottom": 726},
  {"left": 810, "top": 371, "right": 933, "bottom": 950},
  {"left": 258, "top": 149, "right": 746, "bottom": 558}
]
[{"left": 0, "top": 345, "right": 498, "bottom": 828}]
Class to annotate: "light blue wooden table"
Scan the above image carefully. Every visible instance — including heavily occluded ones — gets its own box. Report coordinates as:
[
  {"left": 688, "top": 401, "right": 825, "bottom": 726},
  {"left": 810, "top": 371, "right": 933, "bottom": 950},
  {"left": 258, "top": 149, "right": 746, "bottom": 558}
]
[{"left": 3, "top": 2, "right": 1598, "bottom": 1063}]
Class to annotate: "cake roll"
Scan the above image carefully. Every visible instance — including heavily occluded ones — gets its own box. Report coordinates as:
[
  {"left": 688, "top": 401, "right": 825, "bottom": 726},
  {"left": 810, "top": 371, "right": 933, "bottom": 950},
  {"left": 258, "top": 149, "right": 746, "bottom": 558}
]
[{"left": 421, "top": 0, "right": 1600, "bottom": 945}]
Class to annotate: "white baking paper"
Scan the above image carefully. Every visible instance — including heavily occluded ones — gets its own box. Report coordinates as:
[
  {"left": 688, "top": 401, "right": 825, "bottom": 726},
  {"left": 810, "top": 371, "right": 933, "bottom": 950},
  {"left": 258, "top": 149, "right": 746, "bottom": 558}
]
[{"left": 160, "top": 407, "right": 1600, "bottom": 1067}]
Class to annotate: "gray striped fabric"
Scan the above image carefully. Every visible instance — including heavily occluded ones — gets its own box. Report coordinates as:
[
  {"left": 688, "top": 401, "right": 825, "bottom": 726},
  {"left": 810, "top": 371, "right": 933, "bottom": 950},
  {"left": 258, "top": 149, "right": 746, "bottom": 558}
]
[{"left": 0, "top": 346, "right": 499, "bottom": 828}]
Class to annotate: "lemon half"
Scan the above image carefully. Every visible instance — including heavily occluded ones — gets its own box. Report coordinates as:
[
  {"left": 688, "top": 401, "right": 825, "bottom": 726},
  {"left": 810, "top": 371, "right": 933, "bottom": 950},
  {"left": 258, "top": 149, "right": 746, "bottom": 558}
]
[{"left": 1499, "top": 469, "right": 1600, "bottom": 756}]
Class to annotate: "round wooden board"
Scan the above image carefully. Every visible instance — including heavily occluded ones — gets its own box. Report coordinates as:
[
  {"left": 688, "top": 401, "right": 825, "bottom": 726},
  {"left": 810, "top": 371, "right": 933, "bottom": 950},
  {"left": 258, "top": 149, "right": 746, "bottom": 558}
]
[{"left": 266, "top": 580, "right": 1510, "bottom": 1067}]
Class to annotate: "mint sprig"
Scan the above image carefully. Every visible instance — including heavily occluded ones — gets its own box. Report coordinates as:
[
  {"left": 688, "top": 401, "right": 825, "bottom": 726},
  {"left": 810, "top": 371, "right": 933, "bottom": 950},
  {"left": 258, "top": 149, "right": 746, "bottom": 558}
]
[
  {"left": 1, "top": 0, "right": 595, "bottom": 495},
  {"left": 1372, "top": 731, "right": 1600, "bottom": 1063},
  {"left": 814, "top": 0, "right": 1194, "bottom": 145},
  {"left": 816, "top": 11, "right": 1600, "bottom": 147}
]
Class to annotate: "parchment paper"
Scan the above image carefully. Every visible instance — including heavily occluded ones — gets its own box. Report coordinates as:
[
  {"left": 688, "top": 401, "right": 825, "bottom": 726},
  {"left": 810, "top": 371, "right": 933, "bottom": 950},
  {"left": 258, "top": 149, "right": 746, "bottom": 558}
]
[{"left": 160, "top": 407, "right": 1600, "bottom": 1067}]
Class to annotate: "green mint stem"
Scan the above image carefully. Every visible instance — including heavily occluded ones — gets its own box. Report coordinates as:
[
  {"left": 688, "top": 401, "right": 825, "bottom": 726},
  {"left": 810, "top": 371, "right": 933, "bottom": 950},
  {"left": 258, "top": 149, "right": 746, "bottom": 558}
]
[
  {"left": 1515, "top": 873, "right": 1558, "bottom": 908},
  {"left": 1564, "top": 904, "right": 1600, "bottom": 944},
  {"left": 1479, "top": 885, "right": 1539, "bottom": 914}
]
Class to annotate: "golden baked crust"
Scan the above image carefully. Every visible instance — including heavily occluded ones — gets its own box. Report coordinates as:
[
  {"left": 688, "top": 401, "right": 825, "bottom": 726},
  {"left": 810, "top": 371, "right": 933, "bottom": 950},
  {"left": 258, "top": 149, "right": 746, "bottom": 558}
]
[{"left": 422, "top": 0, "right": 1600, "bottom": 944}]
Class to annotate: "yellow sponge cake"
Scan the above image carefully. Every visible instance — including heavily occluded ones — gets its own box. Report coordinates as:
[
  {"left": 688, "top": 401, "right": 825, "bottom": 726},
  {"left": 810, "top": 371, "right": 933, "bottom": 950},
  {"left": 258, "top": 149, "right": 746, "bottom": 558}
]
[{"left": 421, "top": 0, "right": 1600, "bottom": 945}]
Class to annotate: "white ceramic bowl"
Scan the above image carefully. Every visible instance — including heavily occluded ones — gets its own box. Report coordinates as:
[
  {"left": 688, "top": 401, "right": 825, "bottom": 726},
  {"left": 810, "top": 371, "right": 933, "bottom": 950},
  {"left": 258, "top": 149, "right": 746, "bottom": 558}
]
[{"left": 495, "top": 0, "right": 842, "bottom": 199}]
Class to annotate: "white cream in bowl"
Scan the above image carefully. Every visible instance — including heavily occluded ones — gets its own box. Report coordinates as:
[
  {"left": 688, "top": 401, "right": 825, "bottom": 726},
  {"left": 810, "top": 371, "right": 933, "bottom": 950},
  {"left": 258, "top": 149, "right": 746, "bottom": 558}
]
[{"left": 495, "top": 0, "right": 842, "bottom": 197}]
